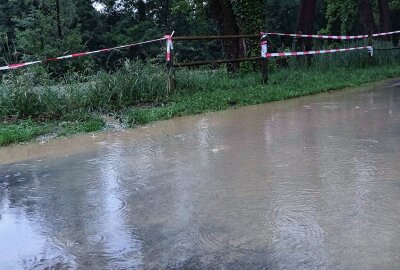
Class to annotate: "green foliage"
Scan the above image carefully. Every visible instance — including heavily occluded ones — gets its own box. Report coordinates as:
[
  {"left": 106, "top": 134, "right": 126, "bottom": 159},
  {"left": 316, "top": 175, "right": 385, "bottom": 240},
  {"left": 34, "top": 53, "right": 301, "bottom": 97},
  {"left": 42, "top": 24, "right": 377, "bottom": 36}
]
[
  {"left": 322, "top": 0, "right": 359, "bottom": 34},
  {"left": 6, "top": 0, "right": 93, "bottom": 76},
  {"left": 229, "top": 0, "right": 266, "bottom": 33},
  {"left": 265, "top": 0, "right": 300, "bottom": 33},
  {"left": 390, "top": 0, "right": 400, "bottom": 9},
  {"left": 58, "top": 117, "right": 105, "bottom": 136},
  {"left": 0, "top": 119, "right": 54, "bottom": 146},
  {"left": 84, "top": 61, "right": 168, "bottom": 112},
  {"left": 0, "top": 34, "right": 18, "bottom": 66},
  {"left": 228, "top": 0, "right": 266, "bottom": 57},
  {"left": 0, "top": 115, "right": 105, "bottom": 146},
  {"left": 0, "top": 61, "right": 168, "bottom": 119}
]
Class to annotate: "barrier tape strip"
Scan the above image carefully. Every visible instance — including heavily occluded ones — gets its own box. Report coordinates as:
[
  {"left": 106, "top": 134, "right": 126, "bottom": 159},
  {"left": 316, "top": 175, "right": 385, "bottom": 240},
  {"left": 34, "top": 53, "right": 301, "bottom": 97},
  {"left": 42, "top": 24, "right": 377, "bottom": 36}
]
[
  {"left": 265, "top": 30, "right": 400, "bottom": 40},
  {"left": 165, "top": 31, "right": 175, "bottom": 62},
  {"left": 0, "top": 37, "right": 167, "bottom": 71},
  {"left": 263, "top": 46, "right": 373, "bottom": 58},
  {"left": 261, "top": 34, "right": 268, "bottom": 58}
]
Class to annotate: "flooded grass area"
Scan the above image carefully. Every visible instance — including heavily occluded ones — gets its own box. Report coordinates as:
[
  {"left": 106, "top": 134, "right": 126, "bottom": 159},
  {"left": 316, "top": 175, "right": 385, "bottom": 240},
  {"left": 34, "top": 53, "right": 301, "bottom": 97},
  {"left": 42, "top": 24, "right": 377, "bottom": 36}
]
[
  {"left": 1, "top": 80, "right": 400, "bottom": 269},
  {"left": 0, "top": 115, "right": 105, "bottom": 146}
]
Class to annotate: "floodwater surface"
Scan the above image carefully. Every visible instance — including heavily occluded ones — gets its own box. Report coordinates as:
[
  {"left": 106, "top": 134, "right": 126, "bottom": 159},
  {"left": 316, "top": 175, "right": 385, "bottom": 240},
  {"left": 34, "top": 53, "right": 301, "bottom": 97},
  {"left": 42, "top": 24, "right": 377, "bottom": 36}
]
[{"left": 1, "top": 81, "right": 400, "bottom": 269}]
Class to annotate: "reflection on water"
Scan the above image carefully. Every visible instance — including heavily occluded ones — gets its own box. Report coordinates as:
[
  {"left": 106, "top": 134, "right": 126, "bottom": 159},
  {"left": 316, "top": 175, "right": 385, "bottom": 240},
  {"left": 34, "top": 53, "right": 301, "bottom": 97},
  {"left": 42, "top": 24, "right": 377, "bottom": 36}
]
[{"left": 1, "top": 80, "right": 400, "bottom": 269}]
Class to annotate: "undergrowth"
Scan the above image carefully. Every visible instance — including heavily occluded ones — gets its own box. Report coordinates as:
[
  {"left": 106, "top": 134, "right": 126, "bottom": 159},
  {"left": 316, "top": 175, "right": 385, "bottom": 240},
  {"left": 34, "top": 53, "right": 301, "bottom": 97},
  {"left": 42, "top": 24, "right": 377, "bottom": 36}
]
[{"left": 0, "top": 43, "right": 399, "bottom": 146}]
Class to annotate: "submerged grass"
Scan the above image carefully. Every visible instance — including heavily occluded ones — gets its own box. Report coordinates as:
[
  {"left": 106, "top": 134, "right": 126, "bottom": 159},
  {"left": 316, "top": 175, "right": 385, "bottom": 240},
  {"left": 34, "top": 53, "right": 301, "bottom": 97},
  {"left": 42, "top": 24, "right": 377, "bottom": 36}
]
[
  {"left": 0, "top": 115, "right": 105, "bottom": 146},
  {"left": 0, "top": 46, "right": 400, "bottom": 146},
  {"left": 0, "top": 119, "right": 55, "bottom": 146},
  {"left": 57, "top": 116, "right": 105, "bottom": 137}
]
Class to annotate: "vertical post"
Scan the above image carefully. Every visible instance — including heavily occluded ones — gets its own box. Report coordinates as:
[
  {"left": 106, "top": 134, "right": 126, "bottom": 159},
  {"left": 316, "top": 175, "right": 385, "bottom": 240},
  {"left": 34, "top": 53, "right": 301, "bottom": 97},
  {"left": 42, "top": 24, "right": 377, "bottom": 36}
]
[
  {"left": 368, "top": 46, "right": 374, "bottom": 57},
  {"left": 368, "top": 32, "right": 374, "bottom": 60},
  {"left": 261, "top": 32, "right": 269, "bottom": 84},
  {"left": 165, "top": 32, "right": 175, "bottom": 93}
]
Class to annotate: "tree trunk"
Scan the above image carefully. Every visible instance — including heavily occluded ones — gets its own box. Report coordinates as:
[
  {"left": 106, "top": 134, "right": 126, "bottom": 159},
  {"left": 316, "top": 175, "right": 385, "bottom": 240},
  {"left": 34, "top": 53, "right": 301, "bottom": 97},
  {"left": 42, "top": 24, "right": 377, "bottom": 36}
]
[
  {"left": 208, "top": 0, "right": 240, "bottom": 73},
  {"left": 357, "top": 0, "right": 376, "bottom": 34},
  {"left": 296, "top": 0, "right": 317, "bottom": 51},
  {"left": 55, "top": 0, "right": 63, "bottom": 39},
  {"left": 229, "top": 0, "right": 265, "bottom": 58},
  {"left": 137, "top": 0, "right": 146, "bottom": 22},
  {"left": 378, "top": 0, "right": 391, "bottom": 34}
]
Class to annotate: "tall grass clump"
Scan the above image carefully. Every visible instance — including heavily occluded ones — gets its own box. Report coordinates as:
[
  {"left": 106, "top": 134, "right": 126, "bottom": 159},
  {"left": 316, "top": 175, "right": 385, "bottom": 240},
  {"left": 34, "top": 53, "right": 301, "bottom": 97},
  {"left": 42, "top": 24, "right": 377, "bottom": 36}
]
[
  {"left": 0, "top": 61, "right": 168, "bottom": 120},
  {"left": 85, "top": 60, "right": 168, "bottom": 111},
  {"left": 0, "top": 70, "right": 60, "bottom": 119}
]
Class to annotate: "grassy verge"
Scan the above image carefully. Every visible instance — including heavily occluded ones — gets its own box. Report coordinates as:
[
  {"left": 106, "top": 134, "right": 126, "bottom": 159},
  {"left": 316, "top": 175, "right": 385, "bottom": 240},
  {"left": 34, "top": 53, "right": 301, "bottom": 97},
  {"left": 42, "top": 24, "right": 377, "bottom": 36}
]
[
  {"left": 0, "top": 119, "right": 55, "bottom": 146},
  {"left": 0, "top": 115, "right": 105, "bottom": 146},
  {"left": 1, "top": 61, "right": 400, "bottom": 146},
  {"left": 124, "top": 64, "right": 400, "bottom": 126}
]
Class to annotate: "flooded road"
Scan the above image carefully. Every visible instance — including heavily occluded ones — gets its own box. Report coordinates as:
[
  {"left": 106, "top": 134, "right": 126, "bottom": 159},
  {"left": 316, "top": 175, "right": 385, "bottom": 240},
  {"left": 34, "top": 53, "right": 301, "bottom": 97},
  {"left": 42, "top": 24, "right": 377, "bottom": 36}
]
[{"left": 1, "top": 80, "right": 400, "bottom": 269}]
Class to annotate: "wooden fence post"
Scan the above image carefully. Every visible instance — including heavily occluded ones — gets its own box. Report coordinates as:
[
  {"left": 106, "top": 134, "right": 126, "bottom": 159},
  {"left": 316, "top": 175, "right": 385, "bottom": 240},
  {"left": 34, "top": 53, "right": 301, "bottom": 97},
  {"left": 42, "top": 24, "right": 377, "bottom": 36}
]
[
  {"left": 166, "top": 32, "right": 175, "bottom": 92},
  {"left": 261, "top": 33, "right": 269, "bottom": 84},
  {"left": 368, "top": 32, "right": 373, "bottom": 58}
]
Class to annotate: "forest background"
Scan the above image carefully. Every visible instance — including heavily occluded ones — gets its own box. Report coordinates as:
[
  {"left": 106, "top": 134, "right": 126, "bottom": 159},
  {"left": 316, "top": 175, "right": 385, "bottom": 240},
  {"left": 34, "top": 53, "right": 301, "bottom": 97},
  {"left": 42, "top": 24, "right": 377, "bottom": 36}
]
[{"left": 1, "top": 0, "right": 399, "bottom": 74}]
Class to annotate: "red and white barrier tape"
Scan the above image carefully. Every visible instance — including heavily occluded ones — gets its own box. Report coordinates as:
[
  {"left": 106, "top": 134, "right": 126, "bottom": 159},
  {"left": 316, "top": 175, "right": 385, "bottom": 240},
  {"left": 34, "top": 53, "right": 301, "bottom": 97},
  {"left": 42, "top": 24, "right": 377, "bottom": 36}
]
[
  {"left": 0, "top": 37, "right": 167, "bottom": 71},
  {"left": 265, "top": 30, "right": 400, "bottom": 40},
  {"left": 263, "top": 46, "right": 373, "bottom": 58},
  {"left": 372, "top": 30, "right": 400, "bottom": 37},
  {"left": 165, "top": 31, "right": 174, "bottom": 62},
  {"left": 0, "top": 32, "right": 379, "bottom": 71},
  {"left": 261, "top": 34, "right": 268, "bottom": 58}
]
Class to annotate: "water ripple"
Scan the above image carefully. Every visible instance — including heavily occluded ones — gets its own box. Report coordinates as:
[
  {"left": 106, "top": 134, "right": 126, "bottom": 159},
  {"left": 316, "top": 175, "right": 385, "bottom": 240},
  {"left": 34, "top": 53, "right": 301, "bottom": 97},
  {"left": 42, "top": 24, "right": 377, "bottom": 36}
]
[
  {"left": 265, "top": 206, "right": 324, "bottom": 247},
  {"left": 189, "top": 224, "right": 230, "bottom": 252}
]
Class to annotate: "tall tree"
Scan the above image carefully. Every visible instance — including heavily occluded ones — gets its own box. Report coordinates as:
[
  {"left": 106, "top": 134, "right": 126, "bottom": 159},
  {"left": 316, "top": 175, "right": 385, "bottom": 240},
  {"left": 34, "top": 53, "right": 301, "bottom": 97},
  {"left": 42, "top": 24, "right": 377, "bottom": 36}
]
[
  {"left": 229, "top": 0, "right": 266, "bottom": 57},
  {"left": 297, "top": 0, "right": 317, "bottom": 50},
  {"left": 14, "top": 0, "right": 84, "bottom": 56},
  {"left": 265, "top": 0, "right": 300, "bottom": 34},
  {"left": 378, "top": 0, "right": 391, "bottom": 33},
  {"left": 389, "top": 0, "right": 400, "bottom": 45},
  {"left": 208, "top": 0, "right": 240, "bottom": 72},
  {"left": 55, "top": 0, "right": 63, "bottom": 39},
  {"left": 357, "top": 0, "right": 376, "bottom": 34},
  {"left": 75, "top": 0, "right": 101, "bottom": 47},
  {"left": 9, "top": 0, "right": 86, "bottom": 75}
]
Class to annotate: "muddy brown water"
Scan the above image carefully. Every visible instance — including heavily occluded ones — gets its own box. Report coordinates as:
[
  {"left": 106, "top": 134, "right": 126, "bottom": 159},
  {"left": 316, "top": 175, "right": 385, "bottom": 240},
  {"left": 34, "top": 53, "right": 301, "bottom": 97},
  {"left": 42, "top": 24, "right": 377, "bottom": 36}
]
[{"left": 1, "top": 81, "right": 400, "bottom": 270}]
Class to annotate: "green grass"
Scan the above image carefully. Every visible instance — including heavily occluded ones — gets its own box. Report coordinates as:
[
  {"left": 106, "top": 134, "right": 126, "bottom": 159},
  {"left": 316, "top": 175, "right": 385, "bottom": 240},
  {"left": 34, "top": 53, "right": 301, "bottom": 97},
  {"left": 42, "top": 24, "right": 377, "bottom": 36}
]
[
  {"left": 124, "top": 64, "right": 400, "bottom": 126},
  {"left": 0, "top": 115, "right": 105, "bottom": 146},
  {"left": 58, "top": 117, "right": 105, "bottom": 136},
  {"left": 0, "top": 61, "right": 168, "bottom": 119},
  {"left": 0, "top": 119, "right": 55, "bottom": 146}
]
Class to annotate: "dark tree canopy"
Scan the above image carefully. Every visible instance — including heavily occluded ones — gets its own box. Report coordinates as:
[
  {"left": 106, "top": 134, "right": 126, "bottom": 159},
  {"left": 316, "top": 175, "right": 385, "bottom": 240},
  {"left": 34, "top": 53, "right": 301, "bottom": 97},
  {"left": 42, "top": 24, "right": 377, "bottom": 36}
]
[{"left": 0, "top": 0, "right": 398, "bottom": 73}]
